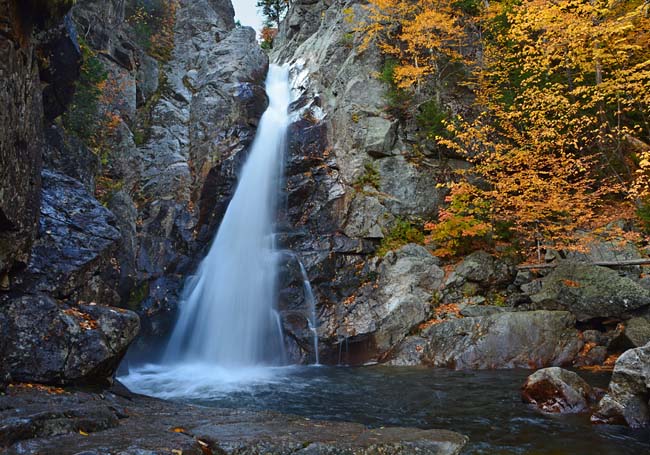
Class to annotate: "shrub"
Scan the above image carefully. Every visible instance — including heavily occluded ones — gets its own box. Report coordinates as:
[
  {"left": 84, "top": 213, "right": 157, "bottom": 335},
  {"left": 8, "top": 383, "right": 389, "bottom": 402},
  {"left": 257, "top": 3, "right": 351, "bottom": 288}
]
[
  {"left": 425, "top": 182, "right": 492, "bottom": 257},
  {"left": 377, "top": 218, "right": 425, "bottom": 257},
  {"left": 378, "top": 58, "right": 411, "bottom": 119},
  {"left": 126, "top": 0, "right": 178, "bottom": 62},
  {"left": 355, "top": 162, "right": 380, "bottom": 190},
  {"left": 416, "top": 99, "right": 449, "bottom": 141},
  {"left": 62, "top": 38, "right": 107, "bottom": 140}
]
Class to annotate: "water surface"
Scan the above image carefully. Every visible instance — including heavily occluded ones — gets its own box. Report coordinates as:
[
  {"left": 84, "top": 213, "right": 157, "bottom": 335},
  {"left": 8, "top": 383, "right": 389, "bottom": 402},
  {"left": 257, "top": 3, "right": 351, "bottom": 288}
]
[{"left": 121, "top": 365, "right": 650, "bottom": 454}]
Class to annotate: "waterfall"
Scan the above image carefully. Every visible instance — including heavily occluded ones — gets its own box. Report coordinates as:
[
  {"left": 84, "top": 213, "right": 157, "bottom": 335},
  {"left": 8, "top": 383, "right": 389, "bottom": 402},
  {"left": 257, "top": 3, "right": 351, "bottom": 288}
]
[{"left": 164, "top": 64, "right": 290, "bottom": 367}]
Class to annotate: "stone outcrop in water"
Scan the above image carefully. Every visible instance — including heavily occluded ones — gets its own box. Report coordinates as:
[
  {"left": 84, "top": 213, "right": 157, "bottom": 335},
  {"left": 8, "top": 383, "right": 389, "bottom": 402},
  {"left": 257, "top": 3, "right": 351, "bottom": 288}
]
[
  {"left": 593, "top": 342, "right": 650, "bottom": 428},
  {"left": 522, "top": 367, "right": 598, "bottom": 414},
  {"left": 0, "top": 384, "right": 469, "bottom": 454}
]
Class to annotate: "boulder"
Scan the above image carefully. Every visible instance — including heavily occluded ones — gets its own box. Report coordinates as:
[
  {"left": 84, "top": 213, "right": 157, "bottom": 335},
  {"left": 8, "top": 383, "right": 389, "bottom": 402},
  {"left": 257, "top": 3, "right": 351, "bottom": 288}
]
[
  {"left": 0, "top": 293, "right": 139, "bottom": 384},
  {"left": 423, "top": 311, "right": 582, "bottom": 369},
  {"left": 361, "top": 244, "right": 443, "bottom": 353},
  {"left": 522, "top": 367, "right": 595, "bottom": 413},
  {"left": 343, "top": 194, "right": 394, "bottom": 239},
  {"left": 364, "top": 116, "right": 398, "bottom": 157},
  {"left": 593, "top": 342, "right": 650, "bottom": 428},
  {"left": 385, "top": 335, "right": 427, "bottom": 366},
  {"left": 21, "top": 170, "right": 121, "bottom": 305},
  {"left": 529, "top": 262, "right": 650, "bottom": 321},
  {"left": 446, "top": 250, "right": 515, "bottom": 289},
  {"left": 622, "top": 317, "right": 650, "bottom": 348},
  {"left": 378, "top": 155, "right": 447, "bottom": 218}
]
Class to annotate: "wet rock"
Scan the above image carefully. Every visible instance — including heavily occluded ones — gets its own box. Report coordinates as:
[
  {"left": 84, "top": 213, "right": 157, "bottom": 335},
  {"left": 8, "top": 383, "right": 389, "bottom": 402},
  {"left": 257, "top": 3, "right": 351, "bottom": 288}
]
[
  {"left": 0, "top": 385, "right": 468, "bottom": 455},
  {"left": 272, "top": 0, "right": 457, "bottom": 361},
  {"left": 522, "top": 367, "right": 595, "bottom": 413},
  {"left": 0, "top": 293, "right": 139, "bottom": 385},
  {"left": 106, "top": 190, "right": 138, "bottom": 300},
  {"left": 422, "top": 311, "right": 582, "bottom": 369},
  {"left": 529, "top": 262, "right": 650, "bottom": 322},
  {"left": 20, "top": 170, "right": 121, "bottom": 305},
  {"left": 593, "top": 342, "right": 650, "bottom": 428},
  {"left": 385, "top": 336, "right": 427, "bottom": 366},
  {"left": 0, "top": 0, "right": 45, "bottom": 277}
]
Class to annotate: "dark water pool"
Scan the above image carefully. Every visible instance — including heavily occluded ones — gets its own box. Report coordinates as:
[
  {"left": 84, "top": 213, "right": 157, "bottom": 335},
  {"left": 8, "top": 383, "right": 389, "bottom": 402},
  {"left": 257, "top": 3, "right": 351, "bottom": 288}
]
[{"left": 121, "top": 365, "right": 650, "bottom": 454}]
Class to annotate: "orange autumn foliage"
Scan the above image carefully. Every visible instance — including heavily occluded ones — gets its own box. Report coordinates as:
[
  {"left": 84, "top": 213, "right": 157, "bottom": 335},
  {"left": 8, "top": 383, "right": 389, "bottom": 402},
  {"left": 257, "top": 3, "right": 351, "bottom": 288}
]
[
  {"left": 362, "top": 0, "right": 467, "bottom": 89},
  {"left": 363, "top": 0, "right": 650, "bottom": 256}
]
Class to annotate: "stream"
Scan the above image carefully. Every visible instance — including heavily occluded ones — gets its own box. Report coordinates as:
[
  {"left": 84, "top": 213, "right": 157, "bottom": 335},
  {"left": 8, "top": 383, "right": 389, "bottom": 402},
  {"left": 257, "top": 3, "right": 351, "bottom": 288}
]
[{"left": 121, "top": 365, "right": 650, "bottom": 454}]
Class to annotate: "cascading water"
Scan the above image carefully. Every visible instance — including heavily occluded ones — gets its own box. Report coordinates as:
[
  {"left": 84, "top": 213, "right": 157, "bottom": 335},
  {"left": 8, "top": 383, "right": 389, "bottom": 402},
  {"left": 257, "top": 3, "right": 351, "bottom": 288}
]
[
  {"left": 164, "top": 64, "right": 290, "bottom": 367},
  {"left": 120, "top": 64, "right": 321, "bottom": 397},
  {"left": 297, "top": 260, "right": 320, "bottom": 365}
]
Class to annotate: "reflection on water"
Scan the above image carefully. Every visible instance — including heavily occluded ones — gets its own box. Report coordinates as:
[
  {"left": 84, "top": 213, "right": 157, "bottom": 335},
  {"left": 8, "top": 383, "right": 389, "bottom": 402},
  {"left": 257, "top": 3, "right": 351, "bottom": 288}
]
[{"left": 120, "top": 365, "right": 650, "bottom": 454}]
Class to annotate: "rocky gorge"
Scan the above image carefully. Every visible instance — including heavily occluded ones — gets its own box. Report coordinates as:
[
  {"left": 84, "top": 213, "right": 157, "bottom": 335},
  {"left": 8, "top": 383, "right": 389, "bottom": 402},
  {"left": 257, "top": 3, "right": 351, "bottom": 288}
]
[{"left": 1, "top": 0, "right": 650, "bottom": 453}]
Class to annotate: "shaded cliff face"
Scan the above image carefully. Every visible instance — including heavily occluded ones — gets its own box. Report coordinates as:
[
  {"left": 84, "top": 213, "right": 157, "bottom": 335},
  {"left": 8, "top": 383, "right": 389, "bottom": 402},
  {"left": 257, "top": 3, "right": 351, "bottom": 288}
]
[
  {"left": 0, "top": 0, "right": 269, "bottom": 383},
  {"left": 0, "top": 0, "right": 44, "bottom": 282}
]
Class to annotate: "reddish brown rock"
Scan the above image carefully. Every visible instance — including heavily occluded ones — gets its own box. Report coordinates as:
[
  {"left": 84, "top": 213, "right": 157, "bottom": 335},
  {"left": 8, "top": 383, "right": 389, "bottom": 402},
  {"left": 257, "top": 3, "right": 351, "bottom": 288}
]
[{"left": 522, "top": 367, "right": 595, "bottom": 413}]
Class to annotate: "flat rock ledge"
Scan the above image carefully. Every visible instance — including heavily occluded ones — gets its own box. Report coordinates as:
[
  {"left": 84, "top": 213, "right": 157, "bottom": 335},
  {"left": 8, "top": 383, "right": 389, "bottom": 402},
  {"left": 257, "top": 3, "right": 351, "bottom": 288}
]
[{"left": 0, "top": 383, "right": 468, "bottom": 455}]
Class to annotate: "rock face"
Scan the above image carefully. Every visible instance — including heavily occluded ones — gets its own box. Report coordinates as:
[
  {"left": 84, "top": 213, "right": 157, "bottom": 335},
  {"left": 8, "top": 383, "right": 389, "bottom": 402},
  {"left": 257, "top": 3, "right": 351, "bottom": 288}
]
[
  {"left": 321, "top": 244, "right": 444, "bottom": 363},
  {"left": 528, "top": 262, "right": 650, "bottom": 321},
  {"left": 422, "top": 311, "right": 582, "bottom": 369},
  {"left": 0, "top": 293, "right": 139, "bottom": 385},
  {"left": 1, "top": 0, "right": 270, "bottom": 372},
  {"left": 0, "top": 0, "right": 45, "bottom": 279},
  {"left": 19, "top": 170, "right": 122, "bottom": 305},
  {"left": 593, "top": 342, "right": 650, "bottom": 428},
  {"left": 0, "top": 384, "right": 469, "bottom": 455},
  {"left": 272, "top": 0, "right": 459, "bottom": 362},
  {"left": 522, "top": 367, "right": 595, "bottom": 414}
]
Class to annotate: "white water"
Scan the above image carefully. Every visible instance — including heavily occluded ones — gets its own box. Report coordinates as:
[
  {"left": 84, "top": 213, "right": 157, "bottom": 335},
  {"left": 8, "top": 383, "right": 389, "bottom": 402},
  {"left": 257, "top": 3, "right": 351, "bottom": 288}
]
[
  {"left": 297, "top": 260, "right": 320, "bottom": 365},
  {"left": 121, "top": 65, "right": 325, "bottom": 398},
  {"left": 163, "top": 64, "right": 290, "bottom": 367}
]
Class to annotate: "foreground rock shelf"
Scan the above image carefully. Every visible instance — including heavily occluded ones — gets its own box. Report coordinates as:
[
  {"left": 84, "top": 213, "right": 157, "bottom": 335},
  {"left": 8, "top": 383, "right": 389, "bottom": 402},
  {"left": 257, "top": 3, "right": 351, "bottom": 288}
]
[{"left": 0, "top": 383, "right": 468, "bottom": 455}]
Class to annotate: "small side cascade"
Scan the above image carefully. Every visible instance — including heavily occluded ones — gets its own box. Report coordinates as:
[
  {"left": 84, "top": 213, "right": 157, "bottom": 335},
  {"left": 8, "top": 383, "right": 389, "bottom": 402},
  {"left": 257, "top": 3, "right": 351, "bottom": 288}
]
[
  {"left": 297, "top": 260, "right": 320, "bottom": 365},
  {"left": 271, "top": 309, "right": 287, "bottom": 363}
]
